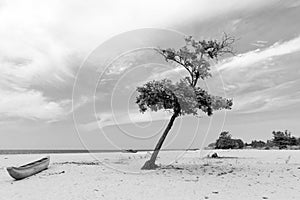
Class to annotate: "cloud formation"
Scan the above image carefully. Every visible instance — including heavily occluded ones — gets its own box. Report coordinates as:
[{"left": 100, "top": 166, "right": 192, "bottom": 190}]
[
  {"left": 215, "top": 36, "right": 300, "bottom": 114},
  {"left": 0, "top": 89, "right": 67, "bottom": 120},
  {"left": 217, "top": 36, "right": 300, "bottom": 71},
  {"left": 80, "top": 111, "right": 171, "bottom": 131},
  {"left": 0, "top": 0, "right": 292, "bottom": 122}
]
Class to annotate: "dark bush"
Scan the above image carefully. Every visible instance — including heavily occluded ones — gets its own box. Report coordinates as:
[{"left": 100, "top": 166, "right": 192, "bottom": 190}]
[
  {"left": 272, "top": 130, "right": 299, "bottom": 147},
  {"left": 215, "top": 131, "right": 244, "bottom": 149},
  {"left": 250, "top": 140, "right": 266, "bottom": 148}
]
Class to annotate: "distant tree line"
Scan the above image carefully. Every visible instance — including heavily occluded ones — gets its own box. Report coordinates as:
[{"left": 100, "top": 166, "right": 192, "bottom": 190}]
[{"left": 209, "top": 130, "right": 300, "bottom": 150}]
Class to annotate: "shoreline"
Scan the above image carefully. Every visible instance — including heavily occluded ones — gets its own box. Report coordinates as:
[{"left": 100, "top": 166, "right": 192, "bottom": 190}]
[{"left": 0, "top": 149, "right": 200, "bottom": 155}]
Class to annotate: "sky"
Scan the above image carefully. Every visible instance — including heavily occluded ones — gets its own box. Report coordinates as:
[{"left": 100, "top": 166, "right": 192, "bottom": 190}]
[{"left": 0, "top": 0, "right": 300, "bottom": 150}]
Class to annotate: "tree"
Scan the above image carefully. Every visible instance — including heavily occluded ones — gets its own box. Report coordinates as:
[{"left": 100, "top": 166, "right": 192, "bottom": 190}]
[
  {"left": 266, "top": 140, "right": 275, "bottom": 148},
  {"left": 250, "top": 140, "right": 266, "bottom": 148},
  {"left": 289, "top": 136, "right": 297, "bottom": 146},
  {"left": 272, "top": 130, "right": 292, "bottom": 148},
  {"left": 219, "top": 131, "right": 231, "bottom": 139},
  {"left": 136, "top": 34, "right": 235, "bottom": 169},
  {"left": 234, "top": 139, "right": 244, "bottom": 149},
  {"left": 272, "top": 130, "right": 299, "bottom": 148},
  {"left": 215, "top": 131, "right": 244, "bottom": 149}
]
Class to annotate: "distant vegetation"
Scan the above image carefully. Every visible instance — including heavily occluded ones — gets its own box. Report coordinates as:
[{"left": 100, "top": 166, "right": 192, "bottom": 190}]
[
  {"left": 208, "top": 130, "right": 300, "bottom": 150},
  {"left": 214, "top": 131, "right": 244, "bottom": 149},
  {"left": 265, "top": 130, "right": 300, "bottom": 149}
]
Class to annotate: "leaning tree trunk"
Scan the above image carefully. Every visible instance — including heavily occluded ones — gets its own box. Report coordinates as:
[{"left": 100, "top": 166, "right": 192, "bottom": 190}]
[{"left": 141, "top": 110, "right": 180, "bottom": 170}]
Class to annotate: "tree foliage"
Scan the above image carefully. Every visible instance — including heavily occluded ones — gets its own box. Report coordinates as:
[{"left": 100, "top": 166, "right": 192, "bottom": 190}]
[
  {"left": 215, "top": 131, "right": 244, "bottom": 149},
  {"left": 136, "top": 34, "right": 234, "bottom": 117},
  {"left": 272, "top": 130, "right": 298, "bottom": 148},
  {"left": 250, "top": 140, "right": 266, "bottom": 148},
  {"left": 219, "top": 131, "right": 231, "bottom": 139},
  {"left": 157, "top": 34, "right": 235, "bottom": 86},
  {"left": 136, "top": 79, "right": 232, "bottom": 116}
]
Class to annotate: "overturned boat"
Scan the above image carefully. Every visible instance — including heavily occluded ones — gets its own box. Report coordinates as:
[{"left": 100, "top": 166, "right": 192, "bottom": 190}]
[{"left": 7, "top": 156, "right": 50, "bottom": 180}]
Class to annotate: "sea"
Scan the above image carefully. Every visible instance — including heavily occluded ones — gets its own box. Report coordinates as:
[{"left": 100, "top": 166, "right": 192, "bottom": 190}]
[{"left": 0, "top": 149, "right": 121, "bottom": 155}]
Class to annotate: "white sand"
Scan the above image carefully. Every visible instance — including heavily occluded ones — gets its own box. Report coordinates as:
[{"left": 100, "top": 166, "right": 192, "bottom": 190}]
[{"left": 0, "top": 150, "right": 300, "bottom": 200}]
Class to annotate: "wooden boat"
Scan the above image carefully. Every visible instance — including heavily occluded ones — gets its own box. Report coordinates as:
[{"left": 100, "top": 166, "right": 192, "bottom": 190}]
[{"left": 6, "top": 156, "right": 50, "bottom": 180}]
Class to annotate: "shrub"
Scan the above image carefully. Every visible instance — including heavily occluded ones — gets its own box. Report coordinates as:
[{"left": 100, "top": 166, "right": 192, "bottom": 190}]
[{"left": 215, "top": 131, "right": 244, "bottom": 149}]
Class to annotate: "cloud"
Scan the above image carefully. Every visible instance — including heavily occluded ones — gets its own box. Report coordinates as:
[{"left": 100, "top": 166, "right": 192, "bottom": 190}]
[
  {"left": 0, "top": 0, "right": 282, "bottom": 121},
  {"left": 233, "top": 91, "right": 300, "bottom": 114},
  {"left": 0, "top": 89, "right": 67, "bottom": 120},
  {"left": 251, "top": 95, "right": 300, "bottom": 113},
  {"left": 142, "top": 36, "right": 300, "bottom": 95},
  {"left": 0, "top": 0, "right": 75, "bottom": 87},
  {"left": 217, "top": 36, "right": 300, "bottom": 71},
  {"left": 209, "top": 36, "right": 300, "bottom": 114},
  {"left": 80, "top": 110, "right": 171, "bottom": 131},
  {"left": 251, "top": 40, "right": 268, "bottom": 47},
  {"left": 222, "top": 66, "right": 300, "bottom": 114}
]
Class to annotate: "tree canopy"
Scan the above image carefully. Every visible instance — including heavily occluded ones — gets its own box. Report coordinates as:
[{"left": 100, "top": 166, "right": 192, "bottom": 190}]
[
  {"left": 157, "top": 34, "right": 234, "bottom": 86},
  {"left": 136, "top": 34, "right": 234, "bottom": 117},
  {"left": 136, "top": 79, "right": 232, "bottom": 116},
  {"left": 272, "top": 130, "right": 298, "bottom": 147},
  {"left": 215, "top": 131, "right": 244, "bottom": 149}
]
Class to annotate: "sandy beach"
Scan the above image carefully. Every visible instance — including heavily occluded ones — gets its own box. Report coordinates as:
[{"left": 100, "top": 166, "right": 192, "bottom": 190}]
[
  {"left": 1, "top": 0, "right": 300, "bottom": 199},
  {"left": 0, "top": 150, "right": 299, "bottom": 200}
]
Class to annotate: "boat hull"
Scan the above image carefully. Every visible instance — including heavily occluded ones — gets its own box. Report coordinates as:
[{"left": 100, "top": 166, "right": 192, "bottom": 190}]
[{"left": 7, "top": 156, "right": 50, "bottom": 180}]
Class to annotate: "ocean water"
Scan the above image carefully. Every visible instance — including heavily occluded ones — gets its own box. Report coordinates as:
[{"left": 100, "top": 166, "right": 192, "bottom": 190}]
[{"left": 0, "top": 149, "right": 122, "bottom": 155}]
